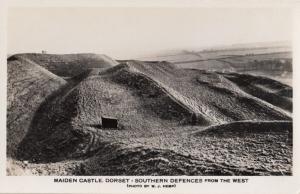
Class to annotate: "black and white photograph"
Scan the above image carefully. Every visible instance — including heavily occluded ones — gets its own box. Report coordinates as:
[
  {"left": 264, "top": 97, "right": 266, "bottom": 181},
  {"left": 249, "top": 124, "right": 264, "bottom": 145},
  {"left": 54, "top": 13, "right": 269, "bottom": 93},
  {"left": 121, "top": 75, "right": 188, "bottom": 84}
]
[{"left": 6, "top": 6, "right": 294, "bottom": 177}]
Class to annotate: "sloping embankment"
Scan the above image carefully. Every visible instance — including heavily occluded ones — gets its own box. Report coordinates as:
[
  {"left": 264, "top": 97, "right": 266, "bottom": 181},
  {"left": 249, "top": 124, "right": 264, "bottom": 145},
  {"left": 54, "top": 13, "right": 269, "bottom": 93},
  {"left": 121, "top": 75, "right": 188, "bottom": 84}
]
[
  {"left": 222, "top": 72, "right": 292, "bottom": 112},
  {"left": 193, "top": 120, "right": 292, "bottom": 136},
  {"left": 7, "top": 56, "right": 67, "bottom": 158},
  {"left": 9, "top": 53, "right": 118, "bottom": 77}
]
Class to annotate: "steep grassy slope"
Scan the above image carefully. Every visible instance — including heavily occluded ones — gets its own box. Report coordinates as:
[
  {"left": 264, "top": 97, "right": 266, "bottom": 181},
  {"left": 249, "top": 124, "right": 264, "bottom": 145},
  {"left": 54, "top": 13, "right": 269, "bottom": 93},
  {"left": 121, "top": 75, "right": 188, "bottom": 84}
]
[
  {"left": 9, "top": 53, "right": 118, "bottom": 77},
  {"left": 221, "top": 73, "right": 292, "bottom": 112},
  {"left": 7, "top": 56, "right": 67, "bottom": 157},
  {"left": 193, "top": 120, "right": 292, "bottom": 136},
  {"left": 124, "top": 61, "right": 291, "bottom": 123}
]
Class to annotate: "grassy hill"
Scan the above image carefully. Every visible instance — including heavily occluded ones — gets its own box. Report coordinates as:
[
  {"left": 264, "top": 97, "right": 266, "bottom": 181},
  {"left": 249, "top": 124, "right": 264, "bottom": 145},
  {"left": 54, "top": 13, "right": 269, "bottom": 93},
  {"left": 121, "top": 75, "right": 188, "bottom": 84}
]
[
  {"left": 7, "top": 54, "right": 293, "bottom": 176},
  {"left": 9, "top": 53, "right": 118, "bottom": 77}
]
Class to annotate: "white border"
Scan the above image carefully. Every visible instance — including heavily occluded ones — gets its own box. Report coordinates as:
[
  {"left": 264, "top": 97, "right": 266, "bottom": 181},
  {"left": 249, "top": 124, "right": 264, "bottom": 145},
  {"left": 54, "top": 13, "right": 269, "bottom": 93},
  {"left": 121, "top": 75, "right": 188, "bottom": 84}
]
[{"left": 1, "top": 0, "right": 300, "bottom": 193}]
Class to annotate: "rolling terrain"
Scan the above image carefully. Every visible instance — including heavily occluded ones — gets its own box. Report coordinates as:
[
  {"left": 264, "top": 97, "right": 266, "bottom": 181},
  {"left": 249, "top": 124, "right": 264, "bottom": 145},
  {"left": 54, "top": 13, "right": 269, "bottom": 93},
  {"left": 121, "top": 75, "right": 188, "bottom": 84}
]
[
  {"left": 7, "top": 50, "right": 293, "bottom": 176},
  {"left": 140, "top": 42, "right": 292, "bottom": 86}
]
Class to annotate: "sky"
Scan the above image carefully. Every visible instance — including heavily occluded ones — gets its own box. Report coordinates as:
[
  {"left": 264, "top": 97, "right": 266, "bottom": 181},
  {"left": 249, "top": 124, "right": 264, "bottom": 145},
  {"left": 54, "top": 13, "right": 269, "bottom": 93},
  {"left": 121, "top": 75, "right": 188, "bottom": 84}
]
[{"left": 8, "top": 7, "right": 293, "bottom": 59}]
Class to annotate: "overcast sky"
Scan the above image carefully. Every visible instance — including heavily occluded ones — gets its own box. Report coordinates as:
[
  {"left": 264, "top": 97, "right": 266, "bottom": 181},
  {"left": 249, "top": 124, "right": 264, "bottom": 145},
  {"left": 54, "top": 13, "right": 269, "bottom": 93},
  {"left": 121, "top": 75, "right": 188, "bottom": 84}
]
[{"left": 8, "top": 7, "right": 292, "bottom": 59}]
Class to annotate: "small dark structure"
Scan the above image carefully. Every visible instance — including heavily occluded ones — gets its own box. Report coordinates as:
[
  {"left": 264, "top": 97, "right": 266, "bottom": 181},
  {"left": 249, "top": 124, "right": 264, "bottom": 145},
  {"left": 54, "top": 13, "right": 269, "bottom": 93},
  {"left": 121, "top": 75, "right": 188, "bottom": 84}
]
[{"left": 102, "top": 116, "right": 118, "bottom": 128}]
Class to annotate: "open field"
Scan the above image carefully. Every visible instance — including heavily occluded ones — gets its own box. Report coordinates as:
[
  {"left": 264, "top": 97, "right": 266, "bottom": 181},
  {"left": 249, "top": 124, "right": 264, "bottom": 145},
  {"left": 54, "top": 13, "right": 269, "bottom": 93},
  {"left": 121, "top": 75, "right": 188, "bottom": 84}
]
[{"left": 139, "top": 43, "right": 292, "bottom": 86}]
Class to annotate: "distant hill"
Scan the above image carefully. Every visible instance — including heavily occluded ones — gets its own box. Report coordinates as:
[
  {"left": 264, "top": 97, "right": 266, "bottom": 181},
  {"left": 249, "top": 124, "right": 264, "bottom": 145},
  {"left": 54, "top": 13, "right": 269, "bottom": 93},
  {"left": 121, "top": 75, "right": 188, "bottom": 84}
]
[
  {"left": 207, "top": 41, "right": 292, "bottom": 51},
  {"left": 138, "top": 42, "right": 292, "bottom": 85},
  {"left": 8, "top": 53, "right": 118, "bottom": 77}
]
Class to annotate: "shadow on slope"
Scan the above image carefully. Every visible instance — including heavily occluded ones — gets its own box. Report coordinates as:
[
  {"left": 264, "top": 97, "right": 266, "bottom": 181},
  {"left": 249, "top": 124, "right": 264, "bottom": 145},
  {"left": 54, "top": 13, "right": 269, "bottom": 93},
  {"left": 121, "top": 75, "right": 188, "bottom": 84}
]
[
  {"left": 221, "top": 73, "right": 292, "bottom": 112},
  {"left": 193, "top": 120, "right": 292, "bottom": 138},
  {"left": 195, "top": 73, "right": 291, "bottom": 122},
  {"left": 104, "top": 63, "right": 210, "bottom": 125},
  {"left": 7, "top": 56, "right": 67, "bottom": 158},
  {"left": 15, "top": 69, "right": 96, "bottom": 163},
  {"left": 117, "top": 62, "right": 291, "bottom": 123}
]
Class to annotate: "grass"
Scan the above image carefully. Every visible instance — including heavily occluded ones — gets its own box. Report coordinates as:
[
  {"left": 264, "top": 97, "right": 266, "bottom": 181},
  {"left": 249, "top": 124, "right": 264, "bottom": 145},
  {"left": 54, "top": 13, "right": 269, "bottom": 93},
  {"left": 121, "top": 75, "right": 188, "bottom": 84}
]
[{"left": 7, "top": 54, "right": 293, "bottom": 175}]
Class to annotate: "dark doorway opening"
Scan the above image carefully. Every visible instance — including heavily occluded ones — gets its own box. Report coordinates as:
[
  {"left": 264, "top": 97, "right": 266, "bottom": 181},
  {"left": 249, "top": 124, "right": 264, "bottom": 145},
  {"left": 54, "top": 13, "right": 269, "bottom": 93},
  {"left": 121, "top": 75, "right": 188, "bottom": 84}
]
[{"left": 102, "top": 116, "right": 118, "bottom": 128}]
